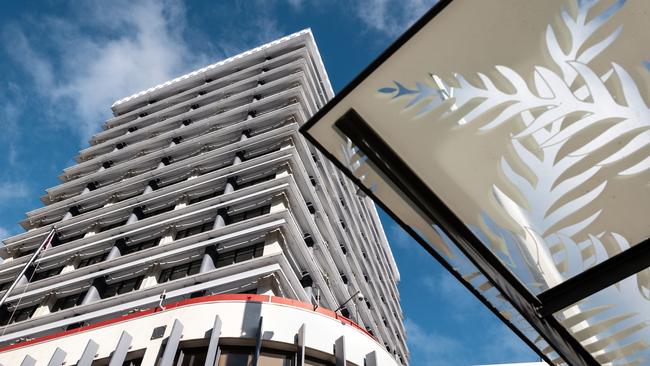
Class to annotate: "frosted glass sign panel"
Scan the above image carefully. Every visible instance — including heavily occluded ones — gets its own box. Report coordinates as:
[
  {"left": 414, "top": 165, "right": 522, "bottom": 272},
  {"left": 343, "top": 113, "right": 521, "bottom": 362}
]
[{"left": 301, "top": 1, "right": 650, "bottom": 365}]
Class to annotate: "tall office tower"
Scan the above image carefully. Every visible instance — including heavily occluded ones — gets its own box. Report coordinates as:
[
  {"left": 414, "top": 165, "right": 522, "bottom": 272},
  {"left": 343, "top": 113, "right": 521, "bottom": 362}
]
[{"left": 0, "top": 30, "right": 407, "bottom": 366}]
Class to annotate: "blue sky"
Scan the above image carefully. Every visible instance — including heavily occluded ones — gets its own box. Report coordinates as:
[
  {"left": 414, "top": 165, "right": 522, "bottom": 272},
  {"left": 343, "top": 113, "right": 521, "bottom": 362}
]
[{"left": 0, "top": 1, "right": 538, "bottom": 364}]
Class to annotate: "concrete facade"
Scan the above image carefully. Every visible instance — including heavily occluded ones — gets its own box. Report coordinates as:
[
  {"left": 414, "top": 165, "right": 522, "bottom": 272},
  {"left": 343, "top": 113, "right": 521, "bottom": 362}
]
[{"left": 0, "top": 29, "right": 407, "bottom": 365}]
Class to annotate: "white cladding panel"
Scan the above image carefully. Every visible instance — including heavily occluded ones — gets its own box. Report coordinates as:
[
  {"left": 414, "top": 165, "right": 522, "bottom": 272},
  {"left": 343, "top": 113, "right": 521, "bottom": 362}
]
[{"left": 0, "top": 299, "right": 399, "bottom": 365}]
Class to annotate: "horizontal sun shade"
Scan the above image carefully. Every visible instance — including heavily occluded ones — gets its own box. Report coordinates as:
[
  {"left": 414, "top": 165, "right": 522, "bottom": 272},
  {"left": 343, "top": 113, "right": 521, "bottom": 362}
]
[{"left": 300, "top": 1, "right": 650, "bottom": 365}]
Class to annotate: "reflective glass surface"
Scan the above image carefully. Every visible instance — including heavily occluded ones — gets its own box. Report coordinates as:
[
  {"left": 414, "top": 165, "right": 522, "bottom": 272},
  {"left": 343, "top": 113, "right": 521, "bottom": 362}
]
[{"left": 302, "top": 0, "right": 650, "bottom": 364}]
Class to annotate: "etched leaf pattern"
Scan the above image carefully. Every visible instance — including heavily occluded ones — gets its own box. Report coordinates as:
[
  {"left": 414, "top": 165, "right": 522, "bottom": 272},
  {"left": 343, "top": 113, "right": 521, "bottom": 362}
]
[{"left": 377, "top": 0, "right": 649, "bottom": 363}]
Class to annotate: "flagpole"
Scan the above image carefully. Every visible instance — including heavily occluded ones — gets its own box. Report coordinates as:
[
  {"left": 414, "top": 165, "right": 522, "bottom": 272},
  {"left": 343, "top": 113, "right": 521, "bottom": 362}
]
[{"left": 0, "top": 228, "right": 56, "bottom": 310}]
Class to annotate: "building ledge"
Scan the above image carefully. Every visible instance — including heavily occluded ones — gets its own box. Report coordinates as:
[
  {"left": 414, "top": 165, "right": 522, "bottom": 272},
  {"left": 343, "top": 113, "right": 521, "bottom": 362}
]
[{"left": 0, "top": 294, "right": 375, "bottom": 353}]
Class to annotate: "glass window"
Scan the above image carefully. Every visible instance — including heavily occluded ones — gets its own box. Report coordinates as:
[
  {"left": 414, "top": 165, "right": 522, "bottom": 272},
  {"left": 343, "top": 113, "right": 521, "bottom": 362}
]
[
  {"left": 158, "top": 259, "right": 202, "bottom": 283},
  {"left": 234, "top": 246, "right": 255, "bottom": 262},
  {"left": 90, "top": 353, "right": 142, "bottom": 366},
  {"left": 218, "top": 346, "right": 253, "bottom": 366},
  {"left": 0, "top": 304, "right": 38, "bottom": 325},
  {"left": 259, "top": 351, "right": 293, "bottom": 366},
  {"left": 51, "top": 231, "right": 85, "bottom": 247},
  {"left": 122, "top": 237, "right": 160, "bottom": 255},
  {"left": 52, "top": 291, "right": 87, "bottom": 312},
  {"left": 227, "top": 205, "right": 271, "bottom": 224},
  {"left": 102, "top": 218, "right": 128, "bottom": 232},
  {"left": 174, "top": 346, "right": 208, "bottom": 366},
  {"left": 189, "top": 189, "right": 225, "bottom": 205},
  {"left": 102, "top": 276, "right": 143, "bottom": 298},
  {"left": 140, "top": 205, "right": 174, "bottom": 220},
  {"left": 305, "top": 358, "right": 332, "bottom": 366},
  {"left": 175, "top": 221, "right": 214, "bottom": 240},
  {"left": 236, "top": 174, "right": 275, "bottom": 190},
  {"left": 31, "top": 265, "right": 64, "bottom": 282},
  {"left": 77, "top": 253, "right": 108, "bottom": 268},
  {"left": 16, "top": 248, "right": 37, "bottom": 258},
  {"left": 215, "top": 251, "right": 236, "bottom": 268},
  {"left": 122, "top": 359, "right": 142, "bottom": 366},
  {"left": 215, "top": 242, "right": 264, "bottom": 269}
]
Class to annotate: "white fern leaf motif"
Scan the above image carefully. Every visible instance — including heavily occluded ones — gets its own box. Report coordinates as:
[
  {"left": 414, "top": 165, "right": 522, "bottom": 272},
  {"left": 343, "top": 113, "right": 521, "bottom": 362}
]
[{"left": 376, "top": 0, "right": 649, "bottom": 363}]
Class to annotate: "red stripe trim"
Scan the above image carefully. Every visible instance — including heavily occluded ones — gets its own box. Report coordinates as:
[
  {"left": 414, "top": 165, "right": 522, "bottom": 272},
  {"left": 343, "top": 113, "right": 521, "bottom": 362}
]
[{"left": 0, "top": 294, "right": 376, "bottom": 353}]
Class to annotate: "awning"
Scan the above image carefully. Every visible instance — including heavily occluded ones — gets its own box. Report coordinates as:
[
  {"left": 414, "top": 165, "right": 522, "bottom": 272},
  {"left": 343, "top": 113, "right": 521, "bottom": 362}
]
[{"left": 300, "top": 1, "right": 650, "bottom": 365}]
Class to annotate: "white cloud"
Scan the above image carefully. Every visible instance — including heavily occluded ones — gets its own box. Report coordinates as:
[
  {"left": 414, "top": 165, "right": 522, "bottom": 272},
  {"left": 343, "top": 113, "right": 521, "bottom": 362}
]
[
  {"left": 354, "top": 0, "right": 437, "bottom": 37},
  {"left": 207, "top": 1, "right": 284, "bottom": 58},
  {"left": 0, "top": 227, "right": 9, "bottom": 240},
  {"left": 286, "top": 0, "right": 304, "bottom": 10},
  {"left": 404, "top": 318, "right": 462, "bottom": 366},
  {"left": 0, "top": 181, "right": 29, "bottom": 202},
  {"left": 385, "top": 217, "right": 415, "bottom": 249},
  {"left": 3, "top": 0, "right": 211, "bottom": 141}
]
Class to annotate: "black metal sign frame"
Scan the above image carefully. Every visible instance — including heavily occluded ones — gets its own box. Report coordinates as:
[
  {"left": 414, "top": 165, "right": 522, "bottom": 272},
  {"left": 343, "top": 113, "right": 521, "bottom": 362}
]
[{"left": 300, "top": 0, "right": 650, "bottom": 364}]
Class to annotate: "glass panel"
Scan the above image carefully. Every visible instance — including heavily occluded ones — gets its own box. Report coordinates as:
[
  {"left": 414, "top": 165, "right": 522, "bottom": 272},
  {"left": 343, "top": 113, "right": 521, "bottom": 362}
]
[
  {"left": 176, "top": 347, "right": 208, "bottom": 366},
  {"left": 32, "top": 266, "right": 64, "bottom": 281},
  {"left": 118, "top": 276, "right": 142, "bottom": 295},
  {"left": 301, "top": 0, "right": 650, "bottom": 362},
  {"left": 215, "top": 252, "right": 235, "bottom": 268},
  {"left": 102, "top": 283, "right": 120, "bottom": 298},
  {"left": 235, "top": 247, "right": 255, "bottom": 262},
  {"left": 554, "top": 273, "right": 650, "bottom": 365},
  {"left": 52, "top": 291, "right": 86, "bottom": 312},
  {"left": 188, "top": 260, "right": 202, "bottom": 276},
  {"left": 305, "top": 358, "right": 332, "bottom": 366},
  {"left": 189, "top": 189, "right": 224, "bottom": 204},
  {"left": 218, "top": 346, "right": 253, "bottom": 366},
  {"left": 309, "top": 0, "right": 650, "bottom": 293},
  {"left": 259, "top": 351, "right": 292, "bottom": 366},
  {"left": 78, "top": 253, "right": 108, "bottom": 268},
  {"left": 141, "top": 205, "right": 174, "bottom": 219}
]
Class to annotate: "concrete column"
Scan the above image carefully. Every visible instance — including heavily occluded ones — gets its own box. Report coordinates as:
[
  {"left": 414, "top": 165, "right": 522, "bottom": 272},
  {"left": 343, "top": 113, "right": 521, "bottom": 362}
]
[
  {"left": 140, "top": 264, "right": 161, "bottom": 289},
  {"left": 32, "top": 293, "right": 56, "bottom": 318},
  {"left": 104, "top": 196, "right": 116, "bottom": 208},
  {"left": 15, "top": 265, "right": 35, "bottom": 287},
  {"left": 275, "top": 162, "right": 292, "bottom": 178},
  {"left": 159, "top": 227, "right": 176, "bottom": 245},
  {"left": 83, "top": 223, "right": 100, "bottom": 239},
  {"left": 200, "top": 246, "right": 217, "bottom": 273},
  {"left": 60, "top": 205, "right": 79, "bottom": 223},
  {"left": 125, "top": 213, "right": 138, "bottom": 225},
  {"left": 98, "top": 161, "right": 112, "bottom": 173},
  {"left": 60, "top": 257, "right": 78, "bottom": 275},
  {"left": 80, "top": 277, "right": 106, "bottom": 306},
  {"left": 300, "top": 272, "right": 314, "bottom": 303},
  {"left": 106, "top": 238, "right": 127, "bottom": 261},
  {"left": 175, "top": 195, "right": 189, "bottom": 210},
  {"left": 106, "top": 245, "right": 121, "bottom": 261},
  {"left": 125, "top": 207, "right": 143, "bottom": 225},
  {"left": 143, "top": 180, "right": 159, "bottom": 195},
  {"left": 187, "top": 169, "right": 200, "bottom": 181},
  {"left": 169, "top": 136, "right": 182, "bottom": 148},
  {"left": 263, "top": 230, "right": 283, "bottom": 256},
  {"left": 158, "top": 156, "right": 171, "bottom": 169},
  {"left": 280, "top": 136, "right": 294, "bottom": 150},
  {"left": 212, "top": 208, "right": 228, "bottom": 230},
  {"left": 270, "top": 194, "right": 288, "bottom": 214},
  {"left": 223, "top": 176, "right": 238, "bottom": 195},
  {"left": 232, "top": 151, "right": 245, "bottom": 166},
  {"left": 228, "top": 131, "right": 250, "bottom": 169},
  {"left": 256, "top": 276, "right": 275, "bottom": 296}
]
